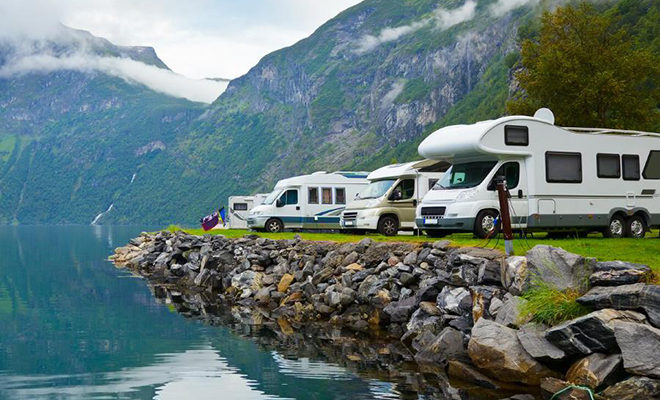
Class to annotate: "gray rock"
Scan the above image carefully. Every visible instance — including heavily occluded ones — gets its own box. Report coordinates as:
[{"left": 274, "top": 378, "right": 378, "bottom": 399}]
[
  {"left": 501, "top": 256, "right": 527, "bottom": 295},
  {"left": 613, "top": 321, "right": 660, "bottom": 378},
  {"left": 517, "top": 323, "right": 567, "bottom": 364},
  {"left": 437, "top": 287, "right": 472, "bottom": 315},
  {"left": 254, "top": 287, "right": 272, "bottom": 305},
  {"left": 525, "top": 245, "right": 595, "bottom": 292},
  {"left": 418, "top": 247, "right": 431, "bottom": 263},
  {"left": 383, "top": 295, "right": 419, "bottom": 323},
  {"left": 342, "top": 251, "right": 359, "bottom": 266},
  {"left": 447, "top": 360, "right": 500, "bottom": 389},
  {"left": 566, "top": 353, "right": 623, "bottom": 389},
  {"left": 403, "top": 251, "right": 418, "bottom": 266},
  {"left": 468, "top": 318, "right": 559, "bottom": 385},
  {"left": 450, "top": 264, "right": 479, "bottom": 286},
  {"left": 600, "top": 376, "right": 660, "bottom": 400},
  {"left": 414, "top": 327, "right": 467, "bottom": 365},
  {"left": 545, "top": 309, "right": 647, "bottom": 355},
  {"left": 477, "top": 260, "right": 501, "bottom": 285},
  {"left": 577, "top": 284, "right": 660, "bottom": 328},
  {"left": 488, "top": 297, "right": 504, "bottom": 317},
  {"left": 495, "top": 296, "right": 529, "bottom": 328},
  {"left": 590, "top": 269, "right": 651, "bottom": 286},
  {"left": 433, "top": 240, "right": 451, "bottom": 250}
]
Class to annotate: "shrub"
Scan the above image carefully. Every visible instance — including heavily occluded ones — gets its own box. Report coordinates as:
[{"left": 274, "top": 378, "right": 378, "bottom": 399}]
[{"left": 520, "top": 283, "right": 591, "bottom": 325}]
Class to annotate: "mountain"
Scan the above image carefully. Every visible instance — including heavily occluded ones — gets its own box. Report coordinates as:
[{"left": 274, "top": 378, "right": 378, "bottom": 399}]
[{"left": 0, "top": 0, "right": 655, "bottom": 225}]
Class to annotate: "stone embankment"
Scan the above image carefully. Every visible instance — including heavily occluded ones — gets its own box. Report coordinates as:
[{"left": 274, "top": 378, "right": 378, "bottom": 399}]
[{"left": 111, "top": 231, "right": 660, "bottom": 399}]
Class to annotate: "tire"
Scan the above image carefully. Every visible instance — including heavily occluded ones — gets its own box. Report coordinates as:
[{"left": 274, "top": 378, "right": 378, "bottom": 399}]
[
  {"left": 265, "top": 218, "right": 284, "bottom": 233},
  {"left": 377, "top": 215, "right": 399, "bottom": 236},
  {"left": 626, "top": 215, "right": 646, "bottom": 239},
  {"left": 426, "top": 230, "right": 449, "bottom": 238},
  {"left": 603, "top": 215, "right": 625, "bottom": 238},
  {"left": 474, "top": 210, "right": 499, "bottom": 239}
]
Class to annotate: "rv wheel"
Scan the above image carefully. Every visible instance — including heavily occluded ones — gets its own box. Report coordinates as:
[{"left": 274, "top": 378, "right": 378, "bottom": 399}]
[
  {"left": 626, "top": 215, "right": 646, "bottom": 239},
  {"left": 265, "top": 218, "right": 284, "bottom": 233},
  {"left": 378, "top": 216, "right": 399, "bottom": 236},
  {"left": 474, "top": 210, "right": 499, "bottom": 239},
  {"left": 604, "top": 215, "right": 625, "bottom": 238}
]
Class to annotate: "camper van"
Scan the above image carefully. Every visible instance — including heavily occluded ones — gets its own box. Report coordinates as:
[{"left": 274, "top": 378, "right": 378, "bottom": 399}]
[
  {"left": 247, "top": 171, "right": 370, "bottom": 232},
  {"left": 227, "top": 194, "right": 267, "bottom": 229},
  {"left": 339, "top": 160, "right": 448, "bottom": 236},
  {"left": 416, "top": 109, "right": 660, "bottom": 239}
]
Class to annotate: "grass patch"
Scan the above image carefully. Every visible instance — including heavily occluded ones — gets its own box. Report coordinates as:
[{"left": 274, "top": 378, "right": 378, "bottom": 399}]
[{"left": 520, "top": 283, "right": 592, "bottom": 325}]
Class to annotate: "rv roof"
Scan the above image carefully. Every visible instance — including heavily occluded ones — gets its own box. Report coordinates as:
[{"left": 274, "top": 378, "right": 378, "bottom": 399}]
[
  {"left": 275, "top": 171, "right": 370, "bottom": 188},
  {"left": 367, "top": 160, "right": 446, "bottom": 180}
]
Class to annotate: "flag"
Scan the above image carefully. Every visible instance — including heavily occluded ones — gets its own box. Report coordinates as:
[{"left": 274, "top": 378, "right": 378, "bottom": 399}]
[
  {"left": 219, "top": 207, "right": 226, "bottom": 227},
  {"left": 200, "top": 210, "right": 219, "bottom": 231}
]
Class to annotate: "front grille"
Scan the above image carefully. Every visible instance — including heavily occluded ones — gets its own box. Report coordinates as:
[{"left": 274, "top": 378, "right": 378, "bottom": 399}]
[
  {"left": 421, "top": 207, "right": 446, "bottom": 217},
  {"left": 343, "top": 212, "right": 358, "bottom": 221}
]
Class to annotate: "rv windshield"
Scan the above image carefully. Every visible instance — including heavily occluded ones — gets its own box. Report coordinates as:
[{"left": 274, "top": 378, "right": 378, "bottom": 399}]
[
  {"left": 433, "top": 161, "right": 497, "bottom": 189},
  {"left": 358, "top": 179, "right": 396, "bottom": 199},
  {"left": 263, "top": 190, "right": 282, "bottom": 205}
]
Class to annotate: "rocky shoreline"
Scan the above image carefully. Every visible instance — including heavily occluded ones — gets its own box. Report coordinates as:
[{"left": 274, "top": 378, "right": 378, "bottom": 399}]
[{"left": 111, "top": 231, "right": 660, "bottom": 399}]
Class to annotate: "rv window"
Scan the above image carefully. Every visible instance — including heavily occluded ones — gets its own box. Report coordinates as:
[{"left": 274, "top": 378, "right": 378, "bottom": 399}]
[
  {"left": 322, "top": 188, "right": 333, "bottom": 204},
  {"left": 545, "top": 152, "right": 582, "bottom": 183},
  {"left": 392, "top": 179, "right": 415, "bottom": 200},
  {"left": 233, "top": 203, "right": 248, "bottom": 211},
  {"left": 597, "top": 154, "right": 620, "bottom": 178},
  {"left": 622, "top": 155, "right": 640, "bottom": 180},
  {"left": 434, "top": 161, "right": 498, "bottom": 189},
  {"left": 308, "top": 187, "right": 319, "bottom": 204},
  {"left": 335, "top": 188, "right": 346, "bottom": 204},
  {"left": 493, "top": 162, "right": 520, "bottom": 189},
  {"left": 505, "top": 125, "right": 529, "bottom": 146},
  {"left": 643, "top": 151, "right": 660, "bottom": 179},
  {"left": 285, "top": 189, "right": 298, "bottom": 205}
]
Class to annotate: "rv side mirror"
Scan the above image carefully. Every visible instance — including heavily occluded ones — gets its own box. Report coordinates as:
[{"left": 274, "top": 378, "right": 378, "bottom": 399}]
[
  {"left": 276, "top": 198, "right": 285, "bottom": 208},
  {"left": 488, "top": 175, "right": 505, "bottom": 191},
  {"left": 355, "top": 193, "right": 360, "bottom": 200},
  {"left": 389, "top": 189, "right": 402, "bottom": 201}
]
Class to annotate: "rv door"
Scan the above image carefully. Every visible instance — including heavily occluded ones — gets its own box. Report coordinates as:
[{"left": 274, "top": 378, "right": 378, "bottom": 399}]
[{"left": 276, "top": 188, "right": 302, "bottom": 228}]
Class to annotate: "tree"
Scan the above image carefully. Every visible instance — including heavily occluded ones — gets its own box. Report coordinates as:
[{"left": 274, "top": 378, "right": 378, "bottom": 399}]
[{"left": 507, "top": 2, "right": 659, "bottom": 130}]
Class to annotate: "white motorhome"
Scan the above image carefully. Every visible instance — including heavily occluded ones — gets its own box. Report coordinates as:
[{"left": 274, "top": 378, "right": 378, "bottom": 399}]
[
  {"left": 416, "top": 109, "right": 660, "bottom": 239},
  {"left": 227, "top": 194, "right": 267, "bottom": 229},
  {"left": 339, "top": 160, "right": 448, "bottom": 235},
  {"left": 247, "top": 171, "right": 370, "bottom": 232}
]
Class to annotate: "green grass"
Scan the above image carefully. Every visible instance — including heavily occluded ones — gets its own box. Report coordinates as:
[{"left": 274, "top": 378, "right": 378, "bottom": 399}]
[
  {"left": 520, "top": 283, "right": 592, "bottom": 325},
  {"left": 168, "top": 227, "right": 660, "bottom": 271}
]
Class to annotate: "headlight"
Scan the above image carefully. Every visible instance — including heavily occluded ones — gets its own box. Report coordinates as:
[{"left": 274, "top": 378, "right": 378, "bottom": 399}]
[
  {"left": 456, "top": 188, "right": 479, "bottom": 201},
  {"left": 250, "top": 211, "right": 262, "bottom": 217}
]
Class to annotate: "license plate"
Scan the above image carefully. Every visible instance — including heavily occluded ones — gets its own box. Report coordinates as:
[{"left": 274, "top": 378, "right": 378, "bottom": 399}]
[
  {"left": 424, "top": 218, "right": 439, "bottom": 225},
  {"left": 344, "top": 221, "right": 354, "bottom": 226}
]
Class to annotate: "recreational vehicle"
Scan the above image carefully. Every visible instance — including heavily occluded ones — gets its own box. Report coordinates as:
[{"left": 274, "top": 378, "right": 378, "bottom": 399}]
[
  {"left": 416, "top": 109, "right": 660, "bottom": 239},
  {"left": 227, "top": 194, "right": 267, "bottom": 229},
  {"left": 339, "top": 160, "right": 448, "bottom": 235},
  {"left": 247, "top": 171, "right": 370, "bottom": 232}
]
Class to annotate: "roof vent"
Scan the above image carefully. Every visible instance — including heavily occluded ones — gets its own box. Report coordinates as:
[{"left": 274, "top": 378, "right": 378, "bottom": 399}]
[{"left": 534, "top": 108, "right": 555, "bottom": 125}]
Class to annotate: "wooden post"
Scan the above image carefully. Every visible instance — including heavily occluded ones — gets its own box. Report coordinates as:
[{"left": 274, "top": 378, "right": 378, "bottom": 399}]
[{"left": 496, "top": 178, "right": 514, "bottom": 256}]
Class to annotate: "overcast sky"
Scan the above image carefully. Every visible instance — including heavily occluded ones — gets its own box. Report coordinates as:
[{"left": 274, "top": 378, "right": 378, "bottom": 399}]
[{"left": 46, "top": 0, "right": 362, "bottom": 80}]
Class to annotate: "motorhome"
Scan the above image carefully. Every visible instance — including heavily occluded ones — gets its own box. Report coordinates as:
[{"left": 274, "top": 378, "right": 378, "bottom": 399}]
[
  {"left": 247, "top": 171, "right": 370, "bottom": 232},
  {"left": 339, "top": 160, "right": 448, "bottom": 236},
  {"left": 416, "top": 108, "right": 660, "bottom": 239},
  {"left": 227, "top": 194, "right": 267, "bottom": 229}
]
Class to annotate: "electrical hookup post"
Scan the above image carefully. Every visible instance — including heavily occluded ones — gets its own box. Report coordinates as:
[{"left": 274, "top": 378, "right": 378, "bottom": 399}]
[{"left": 496, "top": 177, "right": 514, "bottom": 256}]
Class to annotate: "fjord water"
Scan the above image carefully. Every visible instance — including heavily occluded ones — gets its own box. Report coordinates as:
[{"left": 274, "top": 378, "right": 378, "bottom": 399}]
[{"left": 0, "top": 226, "right": 406, "bottom": 400}]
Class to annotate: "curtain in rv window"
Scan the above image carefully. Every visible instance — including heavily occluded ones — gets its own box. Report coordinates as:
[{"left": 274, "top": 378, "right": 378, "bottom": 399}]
[
  {"left": 308, "top": 187, "right": 319, "bottom": 204},
  {"left": 643, "top": 151, "right": 660, "bottom": 179},
  {"left": 284, "top": 189, "right": 298, "bottom": 205},
  {"left": 335, "top": 188, "right": 346, "bottom": 204},
  {"left": 622, "top": 155, "right": 640, "bottom": 180},
  {"left": 322, "top": 188, "right": 333, "bottom": 204},
  {"left": 597, "top": 154, "right": 621, "bottom": 178},
  {"left": 545, "top": 152, "right": 582, "bottom": 183}
]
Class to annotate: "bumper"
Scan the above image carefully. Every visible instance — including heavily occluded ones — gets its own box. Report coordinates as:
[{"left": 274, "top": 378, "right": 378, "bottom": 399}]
[
  {"left": 340, "top": 215, "right": 379, "bottom": 230},
  {"left": 415, "top": 217, "right": 475, "bottom": 232},
  {"left": 247, "top": 216, "right": 269, "bottom": 229}
]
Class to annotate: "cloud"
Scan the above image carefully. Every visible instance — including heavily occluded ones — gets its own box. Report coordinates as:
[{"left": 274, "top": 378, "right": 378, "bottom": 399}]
[
  {"left": 355, "top": 1, "right": 477, "bottom": 54},
  {"left": 489, "top": 0, "right": 540, "bottom": 17},
  {"left": 0, "top": 53, "right": 228, "bottom": 103}
]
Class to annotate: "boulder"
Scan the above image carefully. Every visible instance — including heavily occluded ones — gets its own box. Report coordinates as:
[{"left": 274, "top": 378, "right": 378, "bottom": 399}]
[
  {"left": 577, "top": 284, "right": 660, "bottom": 328},
  {"left": 383, "top": 295, "right": 419, "bottom": 323},
  {"left": 589, "top": 261, "right": 651, "bottom": 286},
  {"left": 468, "top": 319, "right": 559, "bottom": 385},
  {"left": 277, "top": 273, "right": 294, "bottom": 293},
  {"left": 414, "top": 327, "right": 467, "bottom": 365},
  {"left": 436, "top": 287, "right": 472, "bottom": 315},
  {"left": 447, "top": 360, "right": 500, "bottom": 389},
  {"left": 599, "top": 376, "right": 660, "bottom": 400},
  {"left": 545, "top": 309, "right": 647, "bottom": 355},
  {"left": 517, "top": 323, "right": 567, "bottom": 364},
  {"left": 477, "top": 260, "right": 502, "bottom": 285},
  {"left": 540, "top": 377, "right": 593, "bottom": 400},
  {"left": 495, "top": 296, "right": 529, "bottom": 328},
  {"left": 613, "top": 321, "right": 660, "bottom": 378},
  {"left": 403, "top": 251, "right": 418, "bottom": 266},
  {"left": 231, "top": 270, "right": 263, "bottom": 292},
  {"left": 488, "top": 297, "right": 504, "bottom": 317},
  {"left": 524, "top": 245, "right": 595, "bottom": 292},
  {"left": 501, "top": 256, "right": 528, "bottom": 295},
  {"left": 566, "top": 353, "right": 623, "bottom": 389}
]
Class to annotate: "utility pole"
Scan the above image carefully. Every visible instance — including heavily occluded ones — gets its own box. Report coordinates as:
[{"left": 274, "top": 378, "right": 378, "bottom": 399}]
[{"left": 496, "top": 177, "right": 514, "bottom": 256}]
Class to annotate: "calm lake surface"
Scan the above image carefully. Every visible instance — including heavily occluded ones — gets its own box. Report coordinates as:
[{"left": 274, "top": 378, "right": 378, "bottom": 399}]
[{"left": 0, "top": 226, "right": 437, "bottom": 400}]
